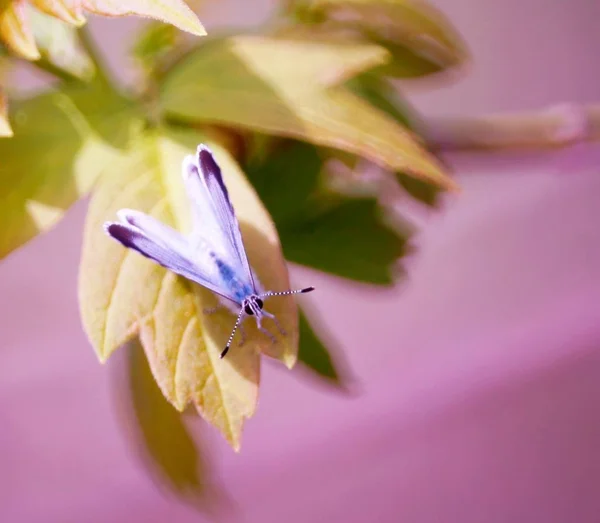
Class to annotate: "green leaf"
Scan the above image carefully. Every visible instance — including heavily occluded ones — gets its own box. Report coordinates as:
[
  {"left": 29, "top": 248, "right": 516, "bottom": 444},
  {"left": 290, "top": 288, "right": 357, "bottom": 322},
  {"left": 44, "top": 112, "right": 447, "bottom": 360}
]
[
  {"left": 345, "top": 73, "right": 442, "bottom": 206},
  {"left": 160, "top": 35, "right": 456, "bottom": 189},
  {"left": 78, "top": 128, "right": 298, "bottom": 450},
  {"left": 0, "top": 81, "right": 141, "bottom": 259},
  {"left": 297, "top": 307, "right": 342, "bottom": 384},
  {"left": 396, "top": 171, "right": 440, "bottom": 206},
  {"left": 283, "top": 197, "right": 408, "bottom": 284},
  {"left": 246, "top": 140, "right": 408, "bottom": 284},
  {"left": 344, "top": 72, "right": 414, "bottom": 128},
  {"left": 27, "top": 4, "right": 95, "bottom": 80},
  {"left": 246, "top": 139, "right": 323, "bottom": 228},
  {"left": 305, "top": 0, "right": 469, "bottom": 78},
  {"left": 117, "top": 339, "right": 226, "bottom": 511},
  {"left": 132, "top": 20, "right": 181, "bottom": 74}
]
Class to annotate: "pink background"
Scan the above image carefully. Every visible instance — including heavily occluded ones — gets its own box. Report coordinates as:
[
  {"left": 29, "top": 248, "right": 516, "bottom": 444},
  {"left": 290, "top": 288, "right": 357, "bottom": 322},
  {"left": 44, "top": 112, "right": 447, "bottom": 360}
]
[{"left": 2, "top": 1, "right": 600, "bottom": 522}]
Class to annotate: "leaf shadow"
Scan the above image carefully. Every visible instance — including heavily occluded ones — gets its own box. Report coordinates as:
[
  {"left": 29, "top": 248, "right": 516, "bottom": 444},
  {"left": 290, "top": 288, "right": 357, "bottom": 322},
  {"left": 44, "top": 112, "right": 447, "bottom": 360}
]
[{"left": 109, "top": 339, "right": 237, "bottom": 518}]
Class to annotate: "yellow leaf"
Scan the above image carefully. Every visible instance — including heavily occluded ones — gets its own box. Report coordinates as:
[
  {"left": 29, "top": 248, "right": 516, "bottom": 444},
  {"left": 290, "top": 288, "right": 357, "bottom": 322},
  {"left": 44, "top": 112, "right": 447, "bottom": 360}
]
[
  {"left": 0, "top": 88, "right": 11, "bottom": 136},
  {"left": 31, "top": 0, "right": 85, "bottom": 26},
  {"left": 117, "top": 339, "right": 227, "bottom": 511},
  {"left": 82, "top": 0, "right": 206, "bottom": 36},
  {"left": 0, "top": 0, "right": 40, "bottom": 60},
  {"left": 78, "top": 128, "right": 298, "bottom": 450},
  {"left": 1, "top": 0, "right": 203, "bottom": 59},
  {"left": 0, "top": 82, "right": 141, "bottom": 259},
  {"left": 306, "top": 0, "right": 469, "bottom": 76},
  {"left": 28, "top": 4, "right": 95, "bottom": 80},
  {"left": 160, "top": 36, "right": 455, "bottom": 189}
]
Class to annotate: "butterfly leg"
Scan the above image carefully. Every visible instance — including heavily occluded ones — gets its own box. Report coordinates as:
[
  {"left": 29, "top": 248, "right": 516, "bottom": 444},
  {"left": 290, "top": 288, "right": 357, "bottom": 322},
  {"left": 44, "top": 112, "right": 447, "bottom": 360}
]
[
  {"left": 262, "top": 310, "right": 287, "bottom": 336},
  {"left": 258, "top": 325, "right": 277, "bottom": 344},
  {"left": 256, "top": 317, "right": 277, "bottom": 345}
]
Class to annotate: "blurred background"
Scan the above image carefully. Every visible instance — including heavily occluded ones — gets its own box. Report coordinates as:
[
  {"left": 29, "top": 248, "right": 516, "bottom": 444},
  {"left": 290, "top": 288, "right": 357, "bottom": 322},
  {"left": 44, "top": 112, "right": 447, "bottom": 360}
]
[{"left": 2, "top": 0, "right": 600, "bottom": 522}]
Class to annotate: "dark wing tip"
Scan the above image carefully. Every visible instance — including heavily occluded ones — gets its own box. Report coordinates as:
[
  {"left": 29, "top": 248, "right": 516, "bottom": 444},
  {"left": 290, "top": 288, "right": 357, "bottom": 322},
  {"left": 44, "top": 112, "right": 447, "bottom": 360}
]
[
  {"left": 197, "top": 144, "right": 221, "bottom": 176},
  {"left": 197, "top": 143, "right": 232, "bottom": 202},
  {"left": 103, "top": 222, "right": 115, "bottom": 236},
  {"left": 103, "top": 222, "right": 138, "bottom": 250}
]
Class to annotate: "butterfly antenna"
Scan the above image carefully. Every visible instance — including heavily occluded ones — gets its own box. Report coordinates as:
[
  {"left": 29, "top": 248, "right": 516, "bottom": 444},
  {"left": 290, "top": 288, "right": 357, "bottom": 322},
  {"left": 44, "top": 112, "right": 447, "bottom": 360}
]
[
  {"left": 259, "top": 287, "right": 315, "bottom": 299},
  {"left": 221, "top": 308, "right": 245, "bottom": 359}
]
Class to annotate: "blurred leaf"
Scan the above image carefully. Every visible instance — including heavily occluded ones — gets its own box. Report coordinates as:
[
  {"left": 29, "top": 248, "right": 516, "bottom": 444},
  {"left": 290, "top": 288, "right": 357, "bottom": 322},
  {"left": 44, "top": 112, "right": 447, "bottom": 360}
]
[
  {"left": 30, "top": 0, "right": 85, "bottom": 25},
  {"left": 132, "top": 20, "right": 180, "bottom": 73},
  {"left": 0, "top": 87, "right": 11, "bottom": 136},
  {"left": 345, "top": 73, "right": 441, "bottom": 206},
  {"left": 396, "top": 171, "right": 439, "bottom": 206},
  {"left": 81, "top": 0, "right": 206, "bottom": 36},
  {"left": 28, "top": 4, "right": 95, "bottom": 80},
  {"left": 79, "top": 128, "right": 298, "bottom": 450},
  {"left": 246, "top": 139, "right": 323, "bottom": 228},
  {"left": 124, "top": 338, "right": 223, "bottom": 507},
  {"left": 0, "top": 0, "right": 40, "bottom": 60},
  {"left": 305, "top": 0, "right": 469, "bottom": 78},
  {"left": 344, "top": 71, "right": 413, "bottom": 128},
  {"left": 127, "top": 338, "right": 204, "bottom": 492},
  {"left": 0, "top": 81, "right": 141, "bottom": 259},
  {"left": 0, "top": 0, "right": 204, "bottom": 62},
  {"left": 297, "top": 307, "right": 340, "bottom": 384},
  {"left": 247, "top": 140, "right": 408, "bottom": 284},
  {"left": 160, "top": 35, "right": 455, "bottom": 189},
  {"left": 283, "top": 197, "right": 407, "bottom": 284}
]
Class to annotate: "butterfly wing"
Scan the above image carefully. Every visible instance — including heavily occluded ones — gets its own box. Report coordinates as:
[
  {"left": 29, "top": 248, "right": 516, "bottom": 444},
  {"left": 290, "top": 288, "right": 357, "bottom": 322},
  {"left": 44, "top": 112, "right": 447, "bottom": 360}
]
[
  {"left": 104, "top": 209, "right": 239, "bottom": 303},
  {"left": 184, "top": 145, "right": 256, "bottom": 291}
]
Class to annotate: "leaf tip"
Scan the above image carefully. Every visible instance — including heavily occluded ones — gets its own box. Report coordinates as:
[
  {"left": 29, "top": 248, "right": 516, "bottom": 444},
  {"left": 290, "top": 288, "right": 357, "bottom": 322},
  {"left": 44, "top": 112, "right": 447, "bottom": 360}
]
[
  {"left": 188, "top": 22, "right": 207, "bottom": 37},
  {"left": 444, "top": 176, "right": 461, "bottom": 193},
  {"left": 97, "top": 350, "right": 109, "bottom": 365},
  {"left": 282, "top": 350, "right": 298, "bottom": 370}
]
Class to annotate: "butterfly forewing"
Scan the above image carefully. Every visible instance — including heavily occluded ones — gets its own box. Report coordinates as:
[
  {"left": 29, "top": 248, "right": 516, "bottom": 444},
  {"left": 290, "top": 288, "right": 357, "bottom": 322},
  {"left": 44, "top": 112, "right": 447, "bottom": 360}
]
[
  {"left": 182, "top": 157, "right": 233, "bottom": 260},
  {"left": 104, "top": 215, "right": 239, "bottom": 303},
  {"left": 195, "top": 145, "right": 256, "bottom": 292}
]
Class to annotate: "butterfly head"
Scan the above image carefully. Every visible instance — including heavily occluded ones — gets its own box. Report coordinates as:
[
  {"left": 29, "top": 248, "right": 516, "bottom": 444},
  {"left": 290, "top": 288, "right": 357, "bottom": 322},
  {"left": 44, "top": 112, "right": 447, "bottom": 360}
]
[{"left": 242, "top": 295, "right": 264, "bottom": 317}]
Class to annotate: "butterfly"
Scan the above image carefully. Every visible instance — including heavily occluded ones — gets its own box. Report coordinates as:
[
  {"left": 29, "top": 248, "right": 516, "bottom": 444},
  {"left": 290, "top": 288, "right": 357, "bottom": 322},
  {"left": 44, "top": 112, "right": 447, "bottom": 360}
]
[{"left": 104, "top": 144, "right": 314, "bottom": 358}]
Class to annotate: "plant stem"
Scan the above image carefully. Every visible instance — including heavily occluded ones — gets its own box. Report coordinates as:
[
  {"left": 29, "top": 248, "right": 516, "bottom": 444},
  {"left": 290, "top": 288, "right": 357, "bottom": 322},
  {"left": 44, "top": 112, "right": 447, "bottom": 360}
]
[{"left": 426, "top": 103, "right": 600, "bottom": 152}]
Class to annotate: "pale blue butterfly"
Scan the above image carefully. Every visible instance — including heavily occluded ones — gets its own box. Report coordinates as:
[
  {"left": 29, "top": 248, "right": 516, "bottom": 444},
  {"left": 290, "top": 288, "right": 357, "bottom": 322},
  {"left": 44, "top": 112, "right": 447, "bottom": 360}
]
[{"left": 104, "top": 144, "right": 314, "bottom": 358}]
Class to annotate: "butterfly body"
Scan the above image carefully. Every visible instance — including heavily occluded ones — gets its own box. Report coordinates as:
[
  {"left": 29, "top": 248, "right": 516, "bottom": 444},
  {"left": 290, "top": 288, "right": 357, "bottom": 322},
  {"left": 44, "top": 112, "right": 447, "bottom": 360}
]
[{"left": 104, "top": 144, "right": 314, "bottom": 358}]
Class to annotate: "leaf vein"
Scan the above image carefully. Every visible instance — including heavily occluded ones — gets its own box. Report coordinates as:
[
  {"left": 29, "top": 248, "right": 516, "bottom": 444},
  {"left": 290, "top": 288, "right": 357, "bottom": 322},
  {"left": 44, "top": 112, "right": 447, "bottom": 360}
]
[
  {"left": 101, "top": 249, "right": 130, "bottom": 357},
  {"left": 172, "top": 313, "right": 196, "bottom": 407},
  {"left": 192, "top": 293, "right": 235, "bottom": 443}
]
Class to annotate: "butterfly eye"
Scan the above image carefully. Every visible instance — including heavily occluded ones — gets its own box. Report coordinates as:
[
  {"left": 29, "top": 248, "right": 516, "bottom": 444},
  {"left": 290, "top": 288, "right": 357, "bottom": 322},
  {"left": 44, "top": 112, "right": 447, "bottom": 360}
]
[
  {"left": 244, "top": 303, "right": 254, "bottom": 315},
  {"left": 256, "top": 298, "right": 263, "bottom": 309}
]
